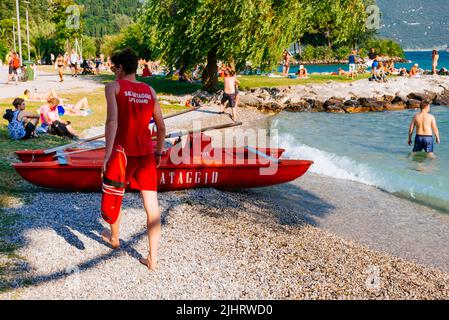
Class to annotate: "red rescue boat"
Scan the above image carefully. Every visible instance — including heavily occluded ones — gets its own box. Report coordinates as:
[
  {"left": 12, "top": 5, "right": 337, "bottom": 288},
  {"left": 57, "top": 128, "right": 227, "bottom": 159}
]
[{"left": 12, "top": 134, "right": 313, "bottom": 192}]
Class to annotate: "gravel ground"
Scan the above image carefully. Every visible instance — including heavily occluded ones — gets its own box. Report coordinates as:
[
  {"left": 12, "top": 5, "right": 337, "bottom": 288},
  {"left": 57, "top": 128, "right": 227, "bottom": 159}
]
[
  {"left": 0, "top": 186, "right": 448, "bottom": 300},
  {"left": 1, "top": 90, "right": 449, "bottom": 300}
]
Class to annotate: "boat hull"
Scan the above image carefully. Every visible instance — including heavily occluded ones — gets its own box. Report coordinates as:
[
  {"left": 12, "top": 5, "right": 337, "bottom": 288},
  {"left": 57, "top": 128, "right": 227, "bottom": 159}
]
[{"left": 13, "top": 160, "right": 313, "bottom": 192}]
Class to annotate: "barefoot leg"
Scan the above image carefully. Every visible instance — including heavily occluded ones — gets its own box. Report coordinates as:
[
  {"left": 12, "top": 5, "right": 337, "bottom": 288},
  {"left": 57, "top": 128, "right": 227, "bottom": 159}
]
[
  {"left": 72, "top": 97, "right": 87, "bottom": 114},
  {"left": 101, "top": 211, "right": 121, "bottom": 248},
  {"left": 101, "top": 229, "right": 120, "bottom": 249},
  {"left": 141, "top": 190, "right": 161, "bottom": 271}
]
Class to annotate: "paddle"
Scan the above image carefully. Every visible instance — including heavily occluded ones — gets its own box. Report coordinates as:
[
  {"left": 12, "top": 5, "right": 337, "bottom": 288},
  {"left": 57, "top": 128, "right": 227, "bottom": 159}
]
[
  {"left": 163, "top": 106, "right": 201, "bottom": 120},
  {"left": 53, "top": 146, "right": 106, "bottom": 158},
  {"left": 44, "top": 134, "right": 105, "bottom": 155},
  {"left": 43, "top": 106, "right": 201, "bottom": 155},
  {"left": 160, "top": 121, "right": 243, "bottom": 140}
]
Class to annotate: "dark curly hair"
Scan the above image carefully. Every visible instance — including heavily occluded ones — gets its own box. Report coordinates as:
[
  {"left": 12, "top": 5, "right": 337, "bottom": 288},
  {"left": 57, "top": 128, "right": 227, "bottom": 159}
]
[{"left": 111, "top": 48, "right": 139, "bottom": 75}]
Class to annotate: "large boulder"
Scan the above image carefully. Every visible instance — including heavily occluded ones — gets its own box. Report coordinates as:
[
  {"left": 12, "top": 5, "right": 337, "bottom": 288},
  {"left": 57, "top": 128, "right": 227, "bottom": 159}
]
[
  {"left": 342, "top": 99, "right": 362, "bottom": 113},
  {"left": 406, "top": 99, "right": 421, "bottom": 109},
  {"left": 194, "top": 90, "right": 219, "bottom": 103},
  {"left": 253, "top": 88, "right": 271, "bottom": 100},
  {"left": 324, "top": 97, "right": 344, "bottom": 112},
  {"left": 326, "top": 105, "right": 345, "bottom": 113},
  {"left": 407, "top": 91, "right": 437, "bottom": 103},
  {"left": 433, "top": 92, "right": 449, "bottom": 106},
  {"left": 307, "top": 99, "right": 325, "bottom": 112},
  {"left": 260, "top": 102, "right": 283, "bottom": 113},
  {"left": 359, "top": 97, "right": 378, "bottom": 107},
  {"left": 369, "top": 101, "right": 386, "bottom": 112},
  {"left": 238, "top": 94, "right": 264, "bottom": 108},
  {"left": 383, "top": 95, "right": 395, "bottom": 103},
  {"left": 285, "top": 100, "right": 311, "bottom": 112},
  {"left": 390, "top": 95, "right": 407, "bottom": 110},
  {"left": 384, "top": 103, "right": 406, "bottom": 111}
]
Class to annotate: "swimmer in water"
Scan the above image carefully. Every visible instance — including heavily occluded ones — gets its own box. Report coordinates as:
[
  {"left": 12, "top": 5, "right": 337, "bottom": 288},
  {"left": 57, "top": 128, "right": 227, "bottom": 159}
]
[{"left": 408, "top": 101, "right": 440, "bottom": 159}]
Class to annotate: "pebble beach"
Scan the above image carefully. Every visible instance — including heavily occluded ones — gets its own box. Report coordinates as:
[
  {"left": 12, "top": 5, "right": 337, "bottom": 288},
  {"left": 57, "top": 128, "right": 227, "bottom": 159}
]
[{"left": 1, "top": 70, "right": 449, "bottom": 300}]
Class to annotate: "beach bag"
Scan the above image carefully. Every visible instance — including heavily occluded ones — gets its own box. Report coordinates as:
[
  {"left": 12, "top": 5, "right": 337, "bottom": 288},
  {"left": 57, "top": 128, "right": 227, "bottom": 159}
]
[
  {"left": 3, "top": 109, "right": 14, "bottom": 123},
  {"left": 101, "top": 145, "right": 127, "bottom": 224},
  {"left": 49, "top": 120, "right": 74, "bottom": 138}
]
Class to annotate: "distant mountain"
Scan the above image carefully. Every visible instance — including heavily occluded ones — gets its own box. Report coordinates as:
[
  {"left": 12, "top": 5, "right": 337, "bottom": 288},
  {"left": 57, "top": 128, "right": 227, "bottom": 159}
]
[{"left": 377, "top": 0, "right": 449, "bottom": 50}]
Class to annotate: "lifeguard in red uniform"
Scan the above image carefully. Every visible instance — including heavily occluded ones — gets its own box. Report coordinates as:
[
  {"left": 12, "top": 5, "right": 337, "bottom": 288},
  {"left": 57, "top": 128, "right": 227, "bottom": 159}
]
[{"left": 102, "top": 48, "right": 166, "bottom": 271}]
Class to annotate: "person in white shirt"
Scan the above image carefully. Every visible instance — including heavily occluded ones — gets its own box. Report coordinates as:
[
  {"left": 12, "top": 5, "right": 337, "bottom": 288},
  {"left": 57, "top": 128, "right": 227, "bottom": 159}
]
[{"left": 70, "top": 49, "right": 79, "bottom": 77}]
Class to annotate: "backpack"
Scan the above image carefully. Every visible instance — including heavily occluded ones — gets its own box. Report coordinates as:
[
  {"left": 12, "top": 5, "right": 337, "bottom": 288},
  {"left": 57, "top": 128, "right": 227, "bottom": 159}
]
[
  {"left": 3, "top": 109, "right": 14, "bottom": 123},
  {"left": 49, "top": 120, "right": 75, "bottom": 139},
  {"left": 13, "top": 56, "right": 20, "bottom": 69}
]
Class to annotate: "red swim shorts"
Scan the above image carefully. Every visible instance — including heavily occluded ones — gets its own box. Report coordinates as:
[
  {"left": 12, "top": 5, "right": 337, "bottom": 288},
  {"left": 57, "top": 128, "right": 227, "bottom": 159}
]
[{"left": 125, "top": 154, "right": 157, "bottom": 191}]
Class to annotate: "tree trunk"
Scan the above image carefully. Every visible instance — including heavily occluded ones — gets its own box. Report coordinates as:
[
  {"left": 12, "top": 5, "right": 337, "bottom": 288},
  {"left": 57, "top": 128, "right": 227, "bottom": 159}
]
[
  {"left": 325, "top": 31, "right": 332, "bottom": 48},
  {"left": 202, "top": 48, "right": 218, "bottom": 93}
]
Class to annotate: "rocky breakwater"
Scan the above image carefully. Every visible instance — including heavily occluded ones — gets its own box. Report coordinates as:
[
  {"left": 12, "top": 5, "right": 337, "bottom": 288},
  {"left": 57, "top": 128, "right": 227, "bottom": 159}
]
[{"left": 195, "top": 76, "right": 449, "bottom": 114}]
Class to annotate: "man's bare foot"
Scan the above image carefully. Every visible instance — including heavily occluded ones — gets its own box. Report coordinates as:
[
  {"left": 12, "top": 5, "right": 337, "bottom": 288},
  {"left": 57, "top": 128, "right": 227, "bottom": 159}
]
[
  {"left": 139, "top": 257, "right": 157, "bottom": 271},
  {"left": 101, "top": 230, "right": 120, "bottom": 249}
]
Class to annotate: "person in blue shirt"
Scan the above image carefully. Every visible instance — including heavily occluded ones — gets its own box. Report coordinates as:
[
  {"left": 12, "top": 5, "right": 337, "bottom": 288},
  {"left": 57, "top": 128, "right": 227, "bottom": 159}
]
[{"left": 348, "top": 50, "right": 358, "bottom": 80}]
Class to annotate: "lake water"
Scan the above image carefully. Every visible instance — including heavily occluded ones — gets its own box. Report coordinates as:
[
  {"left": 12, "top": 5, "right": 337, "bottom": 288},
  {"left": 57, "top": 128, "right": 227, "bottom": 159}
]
[
  {"left": 279, "top": 51, "right": 449, "bottom": 74},
  {"left": 271, "top": 106, "right": 449, "bottom": 213}
]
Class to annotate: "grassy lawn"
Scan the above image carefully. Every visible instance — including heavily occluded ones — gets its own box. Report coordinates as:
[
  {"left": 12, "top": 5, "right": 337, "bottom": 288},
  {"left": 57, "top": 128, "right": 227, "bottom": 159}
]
[
  {"left": 237, "top": 73, "right": 372, "bottom": 89},
  {"left": 96, "top": 73, "right": 372, "bottom": 95}
]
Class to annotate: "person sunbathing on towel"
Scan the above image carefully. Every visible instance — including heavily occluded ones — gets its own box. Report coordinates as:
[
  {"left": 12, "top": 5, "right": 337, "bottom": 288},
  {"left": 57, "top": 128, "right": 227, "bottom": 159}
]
[
  {"left": 62, "top": 97, "right": 90, "bottom": 116},
  {"left": 21, "top": 88, "right": 65, "bottom": 102}
]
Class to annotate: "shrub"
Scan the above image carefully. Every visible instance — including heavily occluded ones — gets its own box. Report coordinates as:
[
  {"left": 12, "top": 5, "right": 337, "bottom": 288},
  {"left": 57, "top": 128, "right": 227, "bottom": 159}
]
[
  {"left": 314, "top": 46, "right": 335, "bottom": 62},
  {"left": 301, "top": 45, "right": 316, "bottom": 62},
  {"left": 335, "top": 46, "right": 352, "bottom": 60},
  {"left": 364, "top": 38, "right": 405, "bottom": 58},
  {"left": 0, "top": 40, "right": 8, "bottom": 62}
]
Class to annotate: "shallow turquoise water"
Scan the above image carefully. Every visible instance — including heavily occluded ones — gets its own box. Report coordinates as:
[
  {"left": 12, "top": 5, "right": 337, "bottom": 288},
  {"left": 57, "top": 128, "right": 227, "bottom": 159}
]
[
  {"left": 279, "top": 51, "right": 449, "bottom": 74},
  {"left": 271, "top": 107, "right": 449, "bottom": 212}
]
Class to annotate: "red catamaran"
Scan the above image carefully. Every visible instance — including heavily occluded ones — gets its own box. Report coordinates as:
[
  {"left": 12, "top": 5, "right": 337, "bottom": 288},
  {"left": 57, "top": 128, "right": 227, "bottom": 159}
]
[{"left": 13, "top": 130, "right": 313, "bottom": 192}]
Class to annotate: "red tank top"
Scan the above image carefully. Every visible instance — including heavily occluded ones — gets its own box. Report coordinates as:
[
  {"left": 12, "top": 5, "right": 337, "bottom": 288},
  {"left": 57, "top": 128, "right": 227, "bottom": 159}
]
[{"left": 114, "top": 79, "right": 155, "bottom": 156}]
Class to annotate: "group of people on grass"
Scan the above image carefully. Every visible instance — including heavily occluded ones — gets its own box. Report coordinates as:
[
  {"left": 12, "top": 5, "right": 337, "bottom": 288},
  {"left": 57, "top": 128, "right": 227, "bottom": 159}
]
[
  {"left": 2, "top": 88, "right": 92, "bottom": 141},
  {"left": 281, "top": 47, "right": 443, "bottom": 82}
]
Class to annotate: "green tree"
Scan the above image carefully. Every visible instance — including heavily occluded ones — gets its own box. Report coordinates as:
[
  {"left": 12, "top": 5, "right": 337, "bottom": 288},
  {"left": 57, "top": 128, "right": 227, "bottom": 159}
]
[
  {"left": 48, "top": 0, "right": 84, "bottom": 51},
  {"left": 0, "top": 38, "right": 8, "bottom": 61},
  {"left": 108, "top": 23, "right": 160, "bottom": 61},
  {"left": 142, "top": 0, "right": 311, "bottom": 92},
  {"left": 305, "top": 0, "right": 368, "bottom": 49}
]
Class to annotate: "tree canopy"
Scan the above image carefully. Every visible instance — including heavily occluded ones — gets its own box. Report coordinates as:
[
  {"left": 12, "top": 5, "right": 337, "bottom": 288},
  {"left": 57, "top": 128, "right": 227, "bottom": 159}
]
[{"left": 137, "top": 0, "right": 383, "bottom": 91}]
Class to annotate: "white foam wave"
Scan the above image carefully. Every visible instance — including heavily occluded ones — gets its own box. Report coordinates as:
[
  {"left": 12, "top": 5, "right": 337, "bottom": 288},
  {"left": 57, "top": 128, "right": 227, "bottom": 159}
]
[{"left": 278, "top": 134, "right": 387, "bottom": 189}]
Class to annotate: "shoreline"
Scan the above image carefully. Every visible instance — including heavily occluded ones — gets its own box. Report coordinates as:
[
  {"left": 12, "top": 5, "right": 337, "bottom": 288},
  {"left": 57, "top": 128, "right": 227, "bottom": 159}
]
[
  {"left": 223, "top": 76, "right": 449, "bottom": 114},
  {"left": 2, "top": 71, "right": 449, "bottom": 299}
]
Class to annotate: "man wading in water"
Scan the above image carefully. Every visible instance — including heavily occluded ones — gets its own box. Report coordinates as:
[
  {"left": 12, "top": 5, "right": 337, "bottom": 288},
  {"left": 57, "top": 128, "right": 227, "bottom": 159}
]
[
  {"left": 102, "top": 48, "right": 166, "bottom": 271},
  {"left": 408, "top": 101, "right": 440, "bottom": 158}
]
